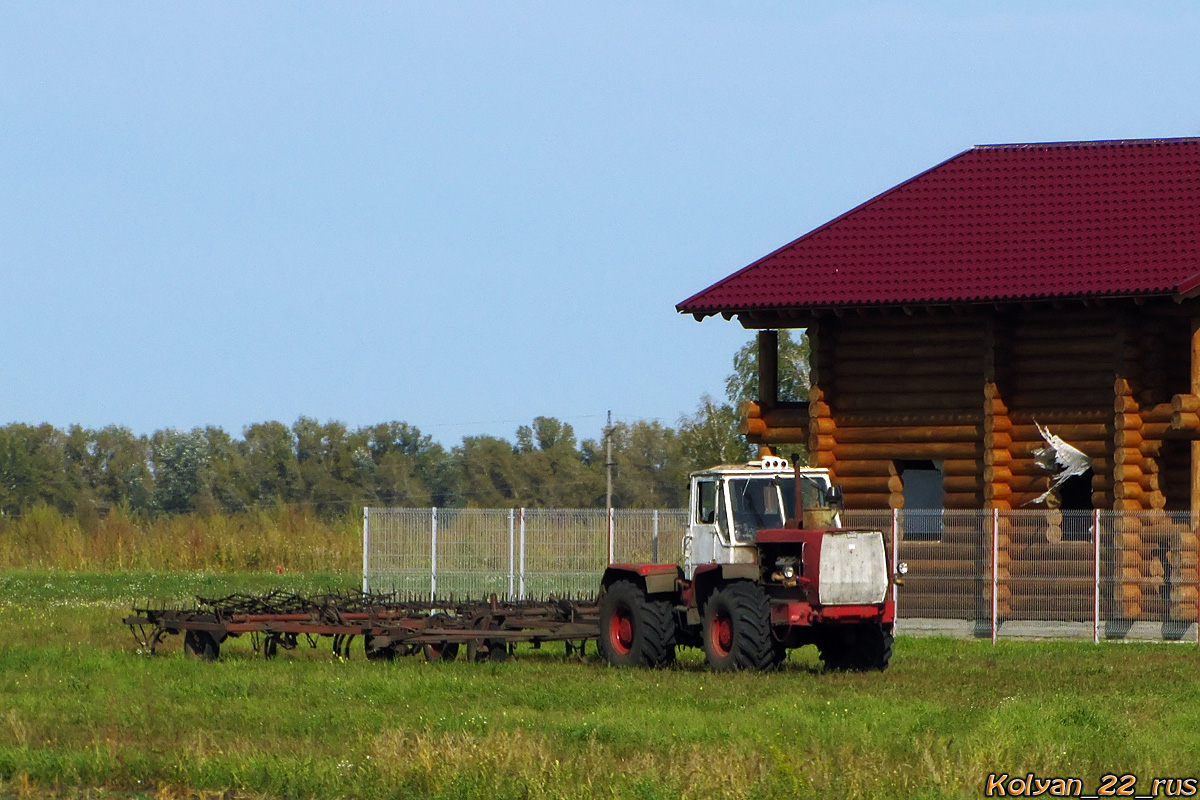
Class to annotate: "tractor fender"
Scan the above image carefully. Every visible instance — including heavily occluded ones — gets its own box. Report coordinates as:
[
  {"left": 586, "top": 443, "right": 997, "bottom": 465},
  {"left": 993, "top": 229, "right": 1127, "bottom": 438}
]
[{"left": 601, "top": 564, "right": 682, "bottom": 596}]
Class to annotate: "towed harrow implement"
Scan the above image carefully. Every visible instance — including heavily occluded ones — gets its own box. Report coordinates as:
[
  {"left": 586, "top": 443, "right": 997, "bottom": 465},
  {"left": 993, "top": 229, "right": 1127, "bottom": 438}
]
[{"left": 124, "top": 590, "right": 600, "bottom": 663}]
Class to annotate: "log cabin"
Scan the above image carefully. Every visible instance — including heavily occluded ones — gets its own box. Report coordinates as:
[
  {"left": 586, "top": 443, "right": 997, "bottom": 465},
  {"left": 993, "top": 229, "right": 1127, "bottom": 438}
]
[{"left": 678, "top": 138, "right": 1200, "bottom": 625}]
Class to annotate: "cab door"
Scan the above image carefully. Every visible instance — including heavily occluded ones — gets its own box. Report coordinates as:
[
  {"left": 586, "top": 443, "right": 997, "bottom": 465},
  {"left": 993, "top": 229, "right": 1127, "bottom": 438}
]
[{"left": 684, "top": 477, "right": 720, "bottom": 579}]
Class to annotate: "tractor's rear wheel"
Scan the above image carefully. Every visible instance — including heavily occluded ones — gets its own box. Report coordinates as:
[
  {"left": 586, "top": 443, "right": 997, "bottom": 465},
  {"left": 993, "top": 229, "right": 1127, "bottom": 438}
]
[
  {"left": 598, "top": 580, "right": 676, "bottom": 668},
  {"left": 701, "top": 582, "right": 774, "bottom": 672}
]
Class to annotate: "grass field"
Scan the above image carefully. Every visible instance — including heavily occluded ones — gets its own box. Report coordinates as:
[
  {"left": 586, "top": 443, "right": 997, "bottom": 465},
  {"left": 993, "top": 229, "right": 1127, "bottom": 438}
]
[{"left": 3, "top": 570, "right": 1200, "bottom": 799}]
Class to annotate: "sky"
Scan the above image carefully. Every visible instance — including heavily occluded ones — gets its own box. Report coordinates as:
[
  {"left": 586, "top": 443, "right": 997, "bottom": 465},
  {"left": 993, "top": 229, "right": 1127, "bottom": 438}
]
[{"left": 3, "top": 2, "right": 1200, "bottom": 449}]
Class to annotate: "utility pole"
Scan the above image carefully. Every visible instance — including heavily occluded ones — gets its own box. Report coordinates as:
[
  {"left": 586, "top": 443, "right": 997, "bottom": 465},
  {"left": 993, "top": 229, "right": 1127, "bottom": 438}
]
[
  {"left": 605, "top": 410, "right": 614, "bottom": 564},
  {"left": 605, "top": 410, "right": 613, "bottom": 514}
]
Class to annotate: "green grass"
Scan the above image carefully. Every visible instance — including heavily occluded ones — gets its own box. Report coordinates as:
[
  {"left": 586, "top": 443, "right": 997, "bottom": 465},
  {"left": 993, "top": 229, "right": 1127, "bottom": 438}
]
[{"left": 3, "top": 571, "right": 1200, "bottom": 799}]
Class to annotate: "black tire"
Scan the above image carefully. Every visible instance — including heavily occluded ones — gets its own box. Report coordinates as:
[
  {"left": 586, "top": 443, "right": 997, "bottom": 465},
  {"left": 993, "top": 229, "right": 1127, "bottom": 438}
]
[
  {"left": 262, "top": 634, "right": 278, "bottom": 659},
  {"left": 817, "top": 634, "right": 849, "bottom": 671},
  {"left": 701, "top": 582, "right": 774, "bottom": 672},
  {"left": 820, "top": 624, "right": 893, "bottom": 671},
  {"left": 183, "top": 629, "right": 219, "bottom": 661},
  {"left": 598, "top": 580, "right": 676, "bottom": 668},
  {"left": 851, "top": 624, "right": 893, "bottom": 671}
]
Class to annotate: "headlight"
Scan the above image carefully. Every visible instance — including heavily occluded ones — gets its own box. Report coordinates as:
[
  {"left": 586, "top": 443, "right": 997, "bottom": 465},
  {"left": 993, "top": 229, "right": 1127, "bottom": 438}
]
[
  {"left": 897, "top": 562, "right": 909, "bottom": 576},
  {"left": 773, "top": 556, "right": 800, "bottom": 582}
]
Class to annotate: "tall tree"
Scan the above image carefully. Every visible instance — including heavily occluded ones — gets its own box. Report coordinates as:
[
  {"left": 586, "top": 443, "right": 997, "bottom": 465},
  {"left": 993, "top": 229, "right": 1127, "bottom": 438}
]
[
  {"left": 0, "top": 424, "right": 73, "bottom": 515},
  {"left": 241, "top": 421, "right": 302, "bottom": 506},
  {"left": 514, "top": 417, "right": 599, "bottom": 507},
  {"left": 452, "top": 435, "right": 520, "bottom": 508},
  {"left": 677, "top": 395, "right": 755, "bottom": 470},
  {"left": 359, "top": 421, "right": 452, "bottom": 506},
  {"left": 607, "top": 419, "right": 688, "bottom": 508},
  {"left": 151, "top": 428, "right": 210, "bottom": 513},
  {"left": 293, "top": 417, "right": 359, "bottom": 513},
  {"left": 87, "top": 425, "right": 154, "bottom": 513}
]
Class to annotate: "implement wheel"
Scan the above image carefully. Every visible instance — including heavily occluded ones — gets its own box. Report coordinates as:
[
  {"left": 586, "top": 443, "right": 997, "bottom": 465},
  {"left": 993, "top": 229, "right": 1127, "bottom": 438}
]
[
  {"left": 701, "top": 582, "right": 774, "bottom": 672},
  {"left": 183, "top": 629, "right": 220, "bottom": 661},
  {"left": 598, "top": 580, "right": 676, "bottom": 668},
  {"left": 364, "top": 634, "right": 397, "bottom": 662},
  {"left": 423, "top": 641, "right": 460, "bottom": 662},
  {"left": 468, "top": 638, "right": 508, "bottom": 663}
]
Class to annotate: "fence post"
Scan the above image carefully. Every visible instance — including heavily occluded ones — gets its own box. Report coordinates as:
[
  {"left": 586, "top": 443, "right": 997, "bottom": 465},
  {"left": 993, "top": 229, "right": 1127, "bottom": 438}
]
[
  {"left": 991, "top": 508, "right": 999, "bottom": 645},
  {"left": 652, "top": 510, "right": 659, "bottom": 563},
  {"left": 1093, "top": 508, "right": 1101, "bottom": 645},
  {"left": 362, "top": 507, "right": 371, "bottom": 594},
  {"left": 430, "top": 507, "right": 438, "bottom": 601},
  {"left": 508, "top": 508, "right": 515, "bottom": 600},
  {"left": 519, "top": 508, "right": 526, "bottom": 601},
  {"left": 891, "top": 508, "right": 900, "bottom": 631}
]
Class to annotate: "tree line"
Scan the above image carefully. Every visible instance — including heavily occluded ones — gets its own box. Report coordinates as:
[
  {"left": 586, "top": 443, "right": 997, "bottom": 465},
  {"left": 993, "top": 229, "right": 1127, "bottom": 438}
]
[{"left": 0, "top": 333, "right": 808, "bottom": 519}]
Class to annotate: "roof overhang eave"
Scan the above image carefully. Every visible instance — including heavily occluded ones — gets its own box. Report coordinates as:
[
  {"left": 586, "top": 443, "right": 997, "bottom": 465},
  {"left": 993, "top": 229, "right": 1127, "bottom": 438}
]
[
  {"left": 680, "top": 291, "right": 1196, "bottom": 324},
  {"left": 1174, "top": 272, "right": 1200, "bottom": 301}
]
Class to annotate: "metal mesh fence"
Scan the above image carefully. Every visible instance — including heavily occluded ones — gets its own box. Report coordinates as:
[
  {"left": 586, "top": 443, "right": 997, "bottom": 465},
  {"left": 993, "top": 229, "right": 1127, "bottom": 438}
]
[
  {"left": 364, "top": 507, "right": 688, "bottom": 600},
  {"left": 520, "top": 509, "right": 605, "bottom": 598},
  {"left": 365, "top": 507, "right": 1200, "bottom": 643},
  {"left": 360, "top": 508, "right": 432, "bottom": 595}
]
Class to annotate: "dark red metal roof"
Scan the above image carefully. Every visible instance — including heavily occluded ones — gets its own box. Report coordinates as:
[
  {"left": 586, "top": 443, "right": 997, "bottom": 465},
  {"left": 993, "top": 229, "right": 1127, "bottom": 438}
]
[{"left": 678, "top": 138, "right": 1200, "bottom": 316}]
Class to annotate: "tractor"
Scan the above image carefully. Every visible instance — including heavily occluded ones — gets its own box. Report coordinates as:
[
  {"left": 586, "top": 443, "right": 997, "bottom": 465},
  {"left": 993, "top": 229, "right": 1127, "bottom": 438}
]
[{"left": 598, "top": 457, "right": 903, "bottom": 671}]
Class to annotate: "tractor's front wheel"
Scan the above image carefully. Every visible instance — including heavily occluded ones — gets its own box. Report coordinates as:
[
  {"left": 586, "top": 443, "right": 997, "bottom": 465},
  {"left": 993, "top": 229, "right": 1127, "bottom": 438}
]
[
  {"left": 598, "top": 580, "right": 676, "bottom": 668},
  {"left": 701, "top": 582, "right": 774, "bottom": 672},
  {"left": 820, "top": 624, "right": 893, "bottom": 671}
]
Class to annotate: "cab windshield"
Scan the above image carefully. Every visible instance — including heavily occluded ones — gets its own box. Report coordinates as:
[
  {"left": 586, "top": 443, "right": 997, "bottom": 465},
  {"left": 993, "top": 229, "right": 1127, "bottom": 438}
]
[{"left": 726, "top": 476, "right": 830, "bottom": 544}]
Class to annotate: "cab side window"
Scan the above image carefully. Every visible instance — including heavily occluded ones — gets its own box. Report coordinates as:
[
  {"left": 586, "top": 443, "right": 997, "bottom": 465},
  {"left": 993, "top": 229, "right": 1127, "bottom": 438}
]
[{"left": 695, "top": 480, "right": 716, "bottom": 524}]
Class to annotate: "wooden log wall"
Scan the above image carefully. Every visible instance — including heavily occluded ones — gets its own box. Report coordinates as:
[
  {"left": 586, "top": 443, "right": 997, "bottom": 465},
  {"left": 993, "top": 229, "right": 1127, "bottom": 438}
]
[
  {"left": 812, "top": 313, "right": 987, "bottom": 511},
  {"left": 741, "top": 302, "right": 1200, "bottom": 625}
]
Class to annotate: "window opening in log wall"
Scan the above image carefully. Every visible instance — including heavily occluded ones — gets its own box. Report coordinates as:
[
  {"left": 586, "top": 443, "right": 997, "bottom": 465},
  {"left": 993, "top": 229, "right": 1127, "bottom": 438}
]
[
  {"left": 896, "top": 460, "right": 945, "bottom": 541},
  {"left": 1158, "top": 440, "right": 1191, "bottom": 512},
  {"left": 1059, "top": 468, "right": 1094, "bottom": 541}
]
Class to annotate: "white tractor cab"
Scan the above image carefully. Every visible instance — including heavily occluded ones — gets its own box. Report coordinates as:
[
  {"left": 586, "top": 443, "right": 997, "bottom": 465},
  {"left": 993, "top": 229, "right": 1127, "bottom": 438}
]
[
  {"left": 599, "top": 457, "right": 902, "bottom": 672},
  {"left": 683, "top": 457, "right": 844, "bottom": 580}
]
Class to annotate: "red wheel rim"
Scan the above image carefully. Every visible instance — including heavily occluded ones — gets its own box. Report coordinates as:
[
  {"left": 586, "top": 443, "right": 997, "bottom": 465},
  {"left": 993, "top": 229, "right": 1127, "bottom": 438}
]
[
  {"left": 711, "top": 610, "right": 733, "bottom": 656},
  {"left": 610, "top": 606, "right": 634, "bottom": 654}
]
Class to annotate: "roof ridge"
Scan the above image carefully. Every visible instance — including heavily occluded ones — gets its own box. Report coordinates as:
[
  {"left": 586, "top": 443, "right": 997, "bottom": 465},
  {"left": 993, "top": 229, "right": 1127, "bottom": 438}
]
[{"left": 973, "top": 136, "right": 1200, "bottom": 150}]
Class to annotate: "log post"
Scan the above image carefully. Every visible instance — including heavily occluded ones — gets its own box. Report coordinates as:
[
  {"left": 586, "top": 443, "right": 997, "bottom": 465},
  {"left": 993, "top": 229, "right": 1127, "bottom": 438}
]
[
  {"left": 808, "top": 320, "right": 837, "bottom": 485},
  {"left": 983, "top": 315, "right": 1012, "bottom": 511},
  {"left": 758, "top": 330, "right": 778, "bottom": 409},
  {"left": 1110, "top": 313, "right": 1143, "bottom": 620},
  {"left": 1191, "top": 319, "right": 1200, "bottom": 519}
]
